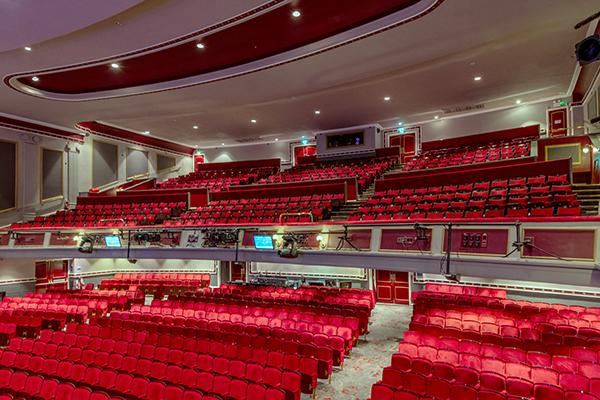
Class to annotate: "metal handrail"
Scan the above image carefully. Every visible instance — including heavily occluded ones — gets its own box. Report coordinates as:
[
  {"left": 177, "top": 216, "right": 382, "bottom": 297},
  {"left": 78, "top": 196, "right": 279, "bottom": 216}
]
[{"left": 278, "top": 212, "right": 314, "bottom": 224}]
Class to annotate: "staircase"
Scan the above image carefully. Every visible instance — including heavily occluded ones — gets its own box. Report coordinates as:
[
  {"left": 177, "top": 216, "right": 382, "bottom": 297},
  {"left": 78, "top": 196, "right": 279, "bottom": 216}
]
[
  {"left": 329, "top": 162, "right": 404, "bottom": 221},
  {"left": 572, "top": 184, "right": 600, "bottom": 216},
  {"left": 382, "top": 164, "right": 405, "bottom": 177}
]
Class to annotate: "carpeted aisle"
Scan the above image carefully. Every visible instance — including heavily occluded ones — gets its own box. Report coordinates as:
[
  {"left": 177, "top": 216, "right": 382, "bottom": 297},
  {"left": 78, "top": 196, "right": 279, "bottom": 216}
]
[{"left": 302, "top": 303, "right": 412, "bottom": 400}]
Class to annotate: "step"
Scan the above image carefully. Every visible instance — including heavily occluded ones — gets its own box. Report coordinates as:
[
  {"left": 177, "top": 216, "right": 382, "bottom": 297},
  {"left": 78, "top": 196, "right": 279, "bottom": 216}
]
[
  {"left": 578, "top": 200, "right": 600, "bottom": 206},
  {"left": 573, "top": 184, "right": 600, "bottom": 188}
]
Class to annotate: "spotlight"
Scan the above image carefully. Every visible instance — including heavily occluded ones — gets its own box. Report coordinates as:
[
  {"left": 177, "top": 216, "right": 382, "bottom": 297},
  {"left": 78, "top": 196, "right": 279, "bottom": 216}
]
[
  {"left": 277, "top": 233, "right": 305, "bottom": 258},
  {"left": 414, "top": 223, "right": 429, "bottom": 242},
  {"left": 445, "top": 274, "right": 461, "bottom": 283},
  {"left": 31, "top": 76, "right": 39, "bottom": 82},
  {"left": 77, "top": 235, "right": 95, "bottom": 254},
  {"left": 315, "top": 234, "right": 327, "bottom": 250},
  {"left": 201, "top": 228, "right": 239, "bottom": 248},
  {"left": 110, "top": 63, "right": 120, "bottom": 69},
  {"left": 576, "top": 34, "right": 600, "bottom": 65}
]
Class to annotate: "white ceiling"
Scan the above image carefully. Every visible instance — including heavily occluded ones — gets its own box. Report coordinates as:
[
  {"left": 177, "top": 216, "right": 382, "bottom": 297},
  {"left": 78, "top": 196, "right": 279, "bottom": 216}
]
[
  {"left": 0, "top": 0, "right": 596, "bottom": 147},
  {"left": 0, "top": 0, "right": 142, "bottom": 52}
]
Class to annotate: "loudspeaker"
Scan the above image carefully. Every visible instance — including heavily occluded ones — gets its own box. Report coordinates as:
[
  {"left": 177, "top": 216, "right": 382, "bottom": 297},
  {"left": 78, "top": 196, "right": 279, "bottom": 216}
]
[{"left": 576, "top": 34, "right": 600, "bottom": 65}]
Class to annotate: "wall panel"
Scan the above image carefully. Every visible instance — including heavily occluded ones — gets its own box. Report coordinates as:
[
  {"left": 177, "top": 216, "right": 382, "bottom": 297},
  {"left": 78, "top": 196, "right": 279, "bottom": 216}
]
[
  {"left": 0, "top": 140, "right": 17, "bottom": 212},
  {"left": 126, "top": 148, "right": 149, "bottom": 178},
  {"left": 41, "top": 148, "right": 63, "bottom": 201},
  {"left": 92, "top": 140, "right": 118, "bottom": 187}
]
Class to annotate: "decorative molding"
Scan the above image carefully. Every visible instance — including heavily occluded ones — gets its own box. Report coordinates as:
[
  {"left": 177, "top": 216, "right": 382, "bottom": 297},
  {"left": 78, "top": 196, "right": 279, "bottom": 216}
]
[
  {"left": 76, "top": 121, "right": 195, "bottom": 156},
  {"left": 0, "top": 114, "right": 84, "bottom": 143},
  {"left": 5, "top": 0, "right": 443, "bottom": 101}
]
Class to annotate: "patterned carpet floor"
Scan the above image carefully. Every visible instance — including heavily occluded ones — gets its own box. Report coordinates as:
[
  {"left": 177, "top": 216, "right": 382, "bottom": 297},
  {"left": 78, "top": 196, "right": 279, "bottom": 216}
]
[{"left": 302, "top": 303, "right": 412, "bottom": 400}]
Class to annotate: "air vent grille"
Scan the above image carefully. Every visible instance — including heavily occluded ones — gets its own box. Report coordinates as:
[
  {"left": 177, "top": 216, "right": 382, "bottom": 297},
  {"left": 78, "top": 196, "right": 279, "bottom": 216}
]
[{"left": 442, "top": 104, "right": 485, "bottom": 114}]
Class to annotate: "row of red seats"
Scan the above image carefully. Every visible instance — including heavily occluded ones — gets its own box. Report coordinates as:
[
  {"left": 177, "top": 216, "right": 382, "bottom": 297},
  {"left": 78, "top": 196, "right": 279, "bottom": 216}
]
[
  {"left": 134, "top": 299, "right": 360, "bottom": 341},
  {"left": 5, "top": 335, "right": 298, "bottom": 400},
  {"left": 105, "top": 311, "right": 347, "bottom": 365},
  {"left": 12, "top": 201, "right": 188, "bottom": 229},
  {"left": 401, "top": 137, "right": 533, "bottom": 171},
  {"left": 22, "top": 328, "right": 309, "bottom": 396},
  {"left": 157, "top": 166, "right": 277, "bottom": 191},
  {"left": 370, "top": 284, "right": 600, "bottom": 400},
  {"left": 112, "top": 273, "right": 210, "bottom": 282},
  {"left": 26, "top": 290, "right": 143, "bottom": 300},
  {"left": 171, "top": 294, "right": 370, "bottom": 334},
  {"left": 412, "top": 289, "right": 600, "bottom": 315},
  {"left": 424, "top": 283, "right": 506, "bottom": 298},
  {"left": 0, "top": 354, "right": 224, "bottom": 400},
  {"left": 99, "top": 273, "right": 211, "bottom": 294},
  {"left": 85, "top": 318, "right": 330, "bottom": 382},
  {"left": 0, "top": 368, "right": 126, "bottom": 400},
  {"left": 215, "top": 284, "right": 375, "bottom": 308},
  {"left": 376, "top": 176, "right": 569, "bottom": 197},
  {"left": 414, "top": 305, "right": 600, "bottom": 330},
  {"left": 351, "top": 175, "right": 579, "bottom": 221},
  {"left": 401, "top": 330, "right": 600, "bottom": 377},
  {"left": 259, "top": 156, "right": 398, "bottom": 191}
]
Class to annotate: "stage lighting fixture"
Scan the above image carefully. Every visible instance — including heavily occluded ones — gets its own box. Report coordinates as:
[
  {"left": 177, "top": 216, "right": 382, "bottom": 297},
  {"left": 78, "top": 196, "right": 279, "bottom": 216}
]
[
  {"left": 77, "top": 234, "right": 95, "bottom": 254},
  {"left": 278, "top": 233, "right": 302, "bottom": 258},
  {"left": 133, "top": 231, "right": 162, "bottom": 244},
  {"left": 201, "top": 228, "right": 239, "bottom": 248},
  {"left": 414, "top": 223, "right": 429, "bottom": 242},
  {"left": 576, "top": 34, "right": 600, "bottom": 65},
  {"left": 444, "top": 274, "right": 461, "bottom": 283}
]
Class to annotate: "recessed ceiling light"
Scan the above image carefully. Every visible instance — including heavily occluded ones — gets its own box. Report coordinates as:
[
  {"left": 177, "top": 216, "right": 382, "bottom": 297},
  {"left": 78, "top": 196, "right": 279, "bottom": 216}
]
[
  {"left": 291, "top": 10, "right": 301, "bottom": 18},
  {"left": 251, "top": 119, "right": 257, "bottom": 124},
  {"left": 24, "top": 46, "right": 32, "bottom": 51},
  {"left": 516, "top": 99, "right": 522, "bottom": 104},
  {"left": 474, "top": 76, "right": 482, "bottom": 81},
  {"left": 221, "top": 143, "right": 225, "bottom": 146},
  {"left": 398, "top": 122, "right": 403, "bottom": 126},
  {"left": 434, "top": 115, "right": 440, "bottom": 120},
  {"left": 196, "top": 43, "right": 205, "bottom": 49},
  {"left": 384, "top": 96, "right": 391, "bottom": 102},
  {"left": 143, "top": 131, "right": 150, "bottom": 135},
  {"left": 193, "top": 125, "right": 198, "bottom": 129},
  {"left": 314, "top": 110, "right": 321, "bottom": 115},
  {"left": 110, "top": 63, "right": 120, "bottom": 69},
  {"left": 275, "top": 138, "right": 279, "bottom": 141},
  {"left": 31, "top": 76, "right": 39, "bottom": 82}
]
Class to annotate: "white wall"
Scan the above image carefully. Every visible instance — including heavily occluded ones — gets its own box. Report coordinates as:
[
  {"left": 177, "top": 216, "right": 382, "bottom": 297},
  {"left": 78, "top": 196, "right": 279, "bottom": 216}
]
[
  {"left": 417, "top": 101, "right": 552, "bottom": 142},
  {"left": 0, "top": 259, "right": 37, "bottom": 296},
  {"left": 201, "top": 103, "right": 553, "bottom": 164},
  {"left": 201, "top": 141, "right": 292, "bottom": 163},
  {"left": 73, "top": 258, "right": 217, "bottom": 275},
  {"left": 0, "top": 126, "right": 74, "bottom": 227},
  {"left": 0, "top": 125, "right": 193, "bottom": 228},
  {"left": 250, "top": 262, "right": 367, "bottom": 280},
  {"left": 79, "top": 136, "right": 192, "bottom": 191}
]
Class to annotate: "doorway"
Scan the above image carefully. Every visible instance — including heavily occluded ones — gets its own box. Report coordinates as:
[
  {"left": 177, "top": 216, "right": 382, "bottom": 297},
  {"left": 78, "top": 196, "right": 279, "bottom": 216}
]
[
  {"left": 35, "top": 260, "right": 69, "bottom": 293},
  {"left": 376, "top": 270, "right": 409, "bottom": 304}
]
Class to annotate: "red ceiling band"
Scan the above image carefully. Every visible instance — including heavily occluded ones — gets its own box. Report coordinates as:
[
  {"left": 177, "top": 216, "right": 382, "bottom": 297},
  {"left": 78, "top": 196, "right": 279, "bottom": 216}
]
[
  {"left": 76, "top": 121, "right": 194, "bottom": 156},
  {"left": 0, "top": 115, "right": 85, "bottom": 143},
  {"left": 11, "top": 0, "right": 420, "bottom": 95}
]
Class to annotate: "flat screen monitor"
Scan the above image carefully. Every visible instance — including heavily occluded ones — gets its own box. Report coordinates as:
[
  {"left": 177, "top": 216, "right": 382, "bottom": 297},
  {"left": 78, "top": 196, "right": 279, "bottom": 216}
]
[
  {"left": 104, "top": 235, "right": 122, "bottom": 248},
  {"left": 253, "top": 235, "right": 274, "bottom": 250}
]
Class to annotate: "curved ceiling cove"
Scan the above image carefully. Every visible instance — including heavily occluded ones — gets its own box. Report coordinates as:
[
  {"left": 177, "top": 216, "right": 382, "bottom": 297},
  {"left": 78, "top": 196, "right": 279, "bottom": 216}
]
[
  {"left": 0, "top": 0, "right": 142, "bottom": 52},
  {"left": 76, "top": 121, "right": 195, "bottom": 156},
  {"left": 8, "top": 0, "right": 428, "bottom": 99}
]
